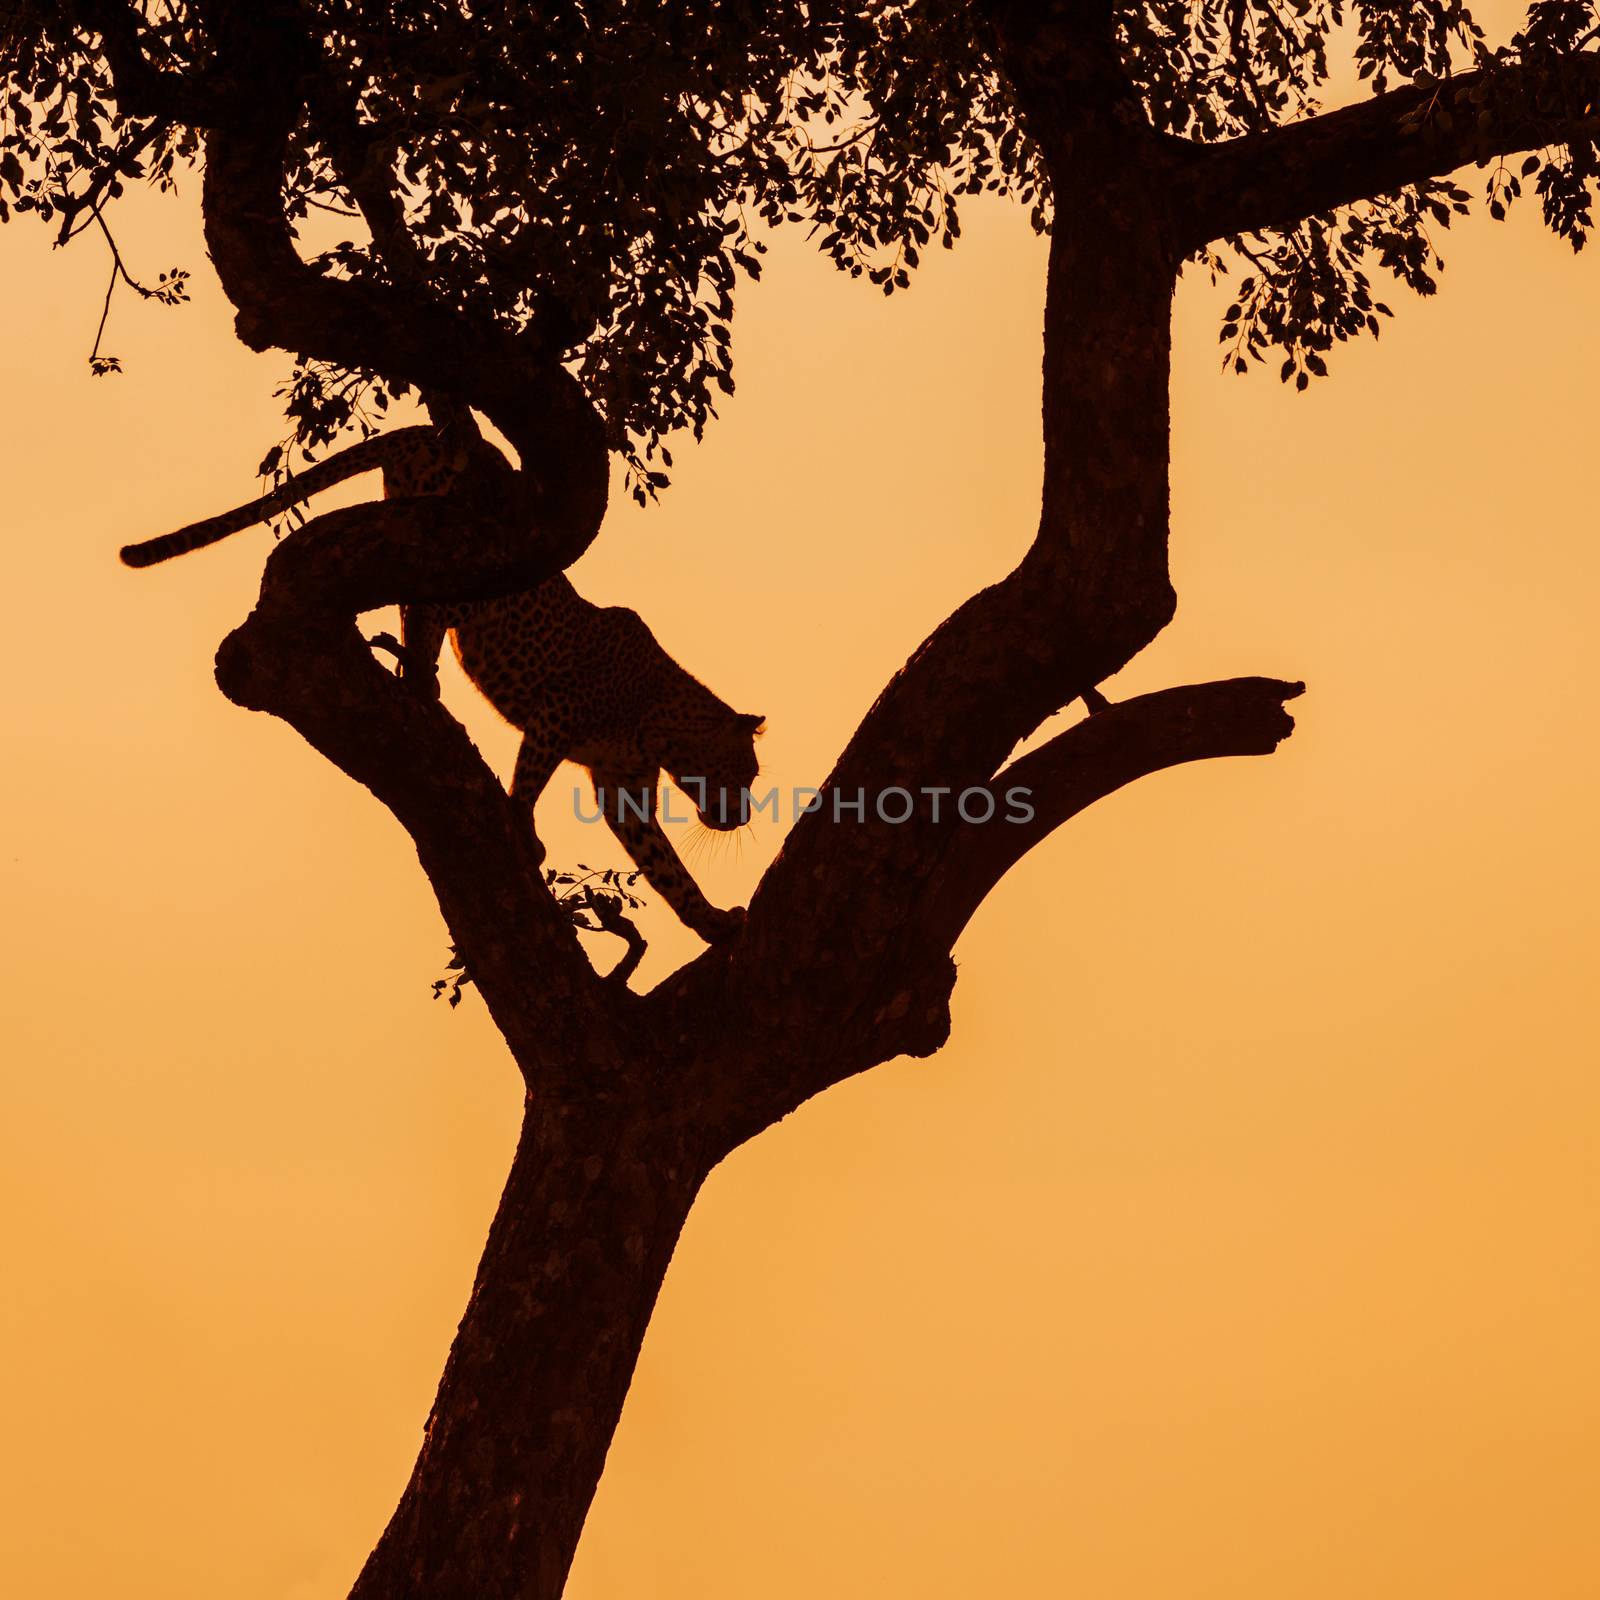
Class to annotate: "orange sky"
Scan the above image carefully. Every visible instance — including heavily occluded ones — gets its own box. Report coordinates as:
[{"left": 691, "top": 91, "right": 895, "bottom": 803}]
[{"left": 2, "top": 22, "right": 1598, "bottom": 1598}]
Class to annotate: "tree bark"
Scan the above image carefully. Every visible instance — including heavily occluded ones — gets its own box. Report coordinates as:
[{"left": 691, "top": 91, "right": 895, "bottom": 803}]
[{"left": 350, "top": 1096, "right": 708, "bottom": 1600}]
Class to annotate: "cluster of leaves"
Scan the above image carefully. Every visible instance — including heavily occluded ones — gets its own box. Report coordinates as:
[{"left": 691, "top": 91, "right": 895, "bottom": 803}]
[
  {"left": 547, "top": 864, "right": 646, "bottom": 931},
  {"left": 1, "top": 8, "right": 183, "bottom": 228},
  {"left": 1122, "top": 0, "right": 1483, "bottom": 140},
  {"left": 431, "top": 945, "right": 473, "bottom": 1007},
  {"left": 290, "top": 2, "right": 810, "bottom": 498},
  {"left": 1124, "top": 0, "right": 1345, "bottom": 139},
  {"left": 0, "top": 5, "right": 196, "bottom": 372},
  {"left": 1125, "top": 0, "right": 1483, "bottom": 384},
  {"left": 1380, "top": 15, "right": 1600, "bottom": 255},
  {"left": 248, "top": 358, "right": 404, "bottom": 527},
  {"left": 0, "top": 1, "right": 814, "bottom": 479},
  {"left": 767, "top": 0, "right": 1050, "bottom": 296},
  {"left": 1353, "top": 0, "right": 1485, "bottom": 90},
  {"left": 310, "top": 1, "right": 1047, "bottom": 495},
  {"left": 432, "top": 865, "right": 646, "bottom": 1007},
  {"left": 1140, "top": 0, "right": 1600, "bottom": 384},
  {"left": 1, "top": 1, "right": 1053, "bottom": 484},
  {"left": 10, "top": 1, "right": 1600, "bottom": 442},
  {"left": 1468, "top": 4, "right": 1600, "bottom": 247},
  {"left": 1214, "top": 179, "right": 1468, "bottom": 387}
]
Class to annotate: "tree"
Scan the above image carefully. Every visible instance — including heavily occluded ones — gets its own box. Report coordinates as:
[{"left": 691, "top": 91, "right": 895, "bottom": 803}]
[{"left": 4, "top": 1, "right": 1598, "bottom": 1595}]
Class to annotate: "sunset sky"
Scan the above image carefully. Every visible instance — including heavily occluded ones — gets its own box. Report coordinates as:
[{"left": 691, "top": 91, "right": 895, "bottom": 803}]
[{"left": 3, "top": 15, "right": 1598, "bottom": 1597}]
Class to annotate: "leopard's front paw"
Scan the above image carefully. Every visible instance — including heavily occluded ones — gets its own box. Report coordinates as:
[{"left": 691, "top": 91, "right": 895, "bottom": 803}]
[{"left": 696, "top": 905, "right": 746, "bottom": 944}]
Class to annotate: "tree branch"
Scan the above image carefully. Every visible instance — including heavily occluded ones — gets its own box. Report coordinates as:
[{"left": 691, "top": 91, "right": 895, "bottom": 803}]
[
  {"left": 920, "top": 676, "right": 1305, "bottom": 948},
  {"left": 305, "top": 68, "right": 437, "bottom": 293},
  {"left": 734, "top": 203, "right": 1183, "bottom": 1009},
  {"left": 673, "top": 677, "right": 1301, "bottom": 1144},
  {"left": 582, "top": 889, "right": 649, "bottom": 990},
  {"left": 210, "top": 499, "right": 617, "bottom": 1087},
  {"left": 79, "top": 4, "right": 621, "bottom": 1082},
  {"left": 1189, "top": 53, "right": 1600, "bottom": 242},
  {"left": 189, "top": 4, "right": 607, "bottom": 541},
  {"left": 728, "top": 47, "right": 1600, "bottom": 1029},
  {"left": 200, "top": 118, "right": 605, "bottom": 536}
]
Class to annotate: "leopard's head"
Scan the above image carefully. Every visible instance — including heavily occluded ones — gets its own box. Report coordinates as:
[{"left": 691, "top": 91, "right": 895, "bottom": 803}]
[{"left": 662, "top": 708, "right": 764, "bottom": 830}]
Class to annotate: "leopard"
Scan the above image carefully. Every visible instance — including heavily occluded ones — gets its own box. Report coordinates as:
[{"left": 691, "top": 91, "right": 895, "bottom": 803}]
[{"left": 120, "top": 423, "right": 763, "bottom": 944}]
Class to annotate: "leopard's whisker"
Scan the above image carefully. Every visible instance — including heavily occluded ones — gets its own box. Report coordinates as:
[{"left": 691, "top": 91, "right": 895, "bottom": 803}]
[{"left": 683, "top": 819, "right": 715, "bottom": 864}]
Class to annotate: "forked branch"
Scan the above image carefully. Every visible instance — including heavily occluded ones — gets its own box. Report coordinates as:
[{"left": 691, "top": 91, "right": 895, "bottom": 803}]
[{"left": 682, "top": 678, "right": 1303, "bottom": 1141}]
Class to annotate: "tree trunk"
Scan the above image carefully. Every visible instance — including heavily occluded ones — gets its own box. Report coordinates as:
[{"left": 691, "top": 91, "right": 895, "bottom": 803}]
[
  {"left": 349, "top": 1092, "right": 707, "bottom": 1600},
  {"left": 1035, "top": 187, "right": 1181, "bottom": 662},
  {"left": 189, "top": 39, "right": 1278, "bottom": 1600}
]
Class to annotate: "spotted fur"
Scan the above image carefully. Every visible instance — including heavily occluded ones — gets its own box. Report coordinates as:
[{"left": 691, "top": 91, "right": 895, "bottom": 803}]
[{"left": 123, "top": 427, "right": 762, "bottom": 943}]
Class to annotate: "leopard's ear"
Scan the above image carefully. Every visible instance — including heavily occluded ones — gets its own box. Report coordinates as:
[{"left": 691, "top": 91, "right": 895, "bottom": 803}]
[{"left": 737, "top": 712, "right": 767, "bottom": 736}]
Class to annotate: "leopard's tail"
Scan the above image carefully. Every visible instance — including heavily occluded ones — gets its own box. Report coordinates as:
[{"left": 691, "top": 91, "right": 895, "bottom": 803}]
[{"left": 119, "top": 427, "right": 434, "bottom": 568}]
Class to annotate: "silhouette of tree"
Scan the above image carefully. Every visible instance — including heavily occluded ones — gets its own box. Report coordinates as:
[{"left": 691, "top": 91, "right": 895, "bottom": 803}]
[{"left": 6, "top": 2, "right": 1598, "bottom": 1594}]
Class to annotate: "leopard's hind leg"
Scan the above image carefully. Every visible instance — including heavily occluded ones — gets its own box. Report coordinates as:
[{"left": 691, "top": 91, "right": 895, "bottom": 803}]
[{"left": 511, "top": 725, "right": 566, "bottom": 868}]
